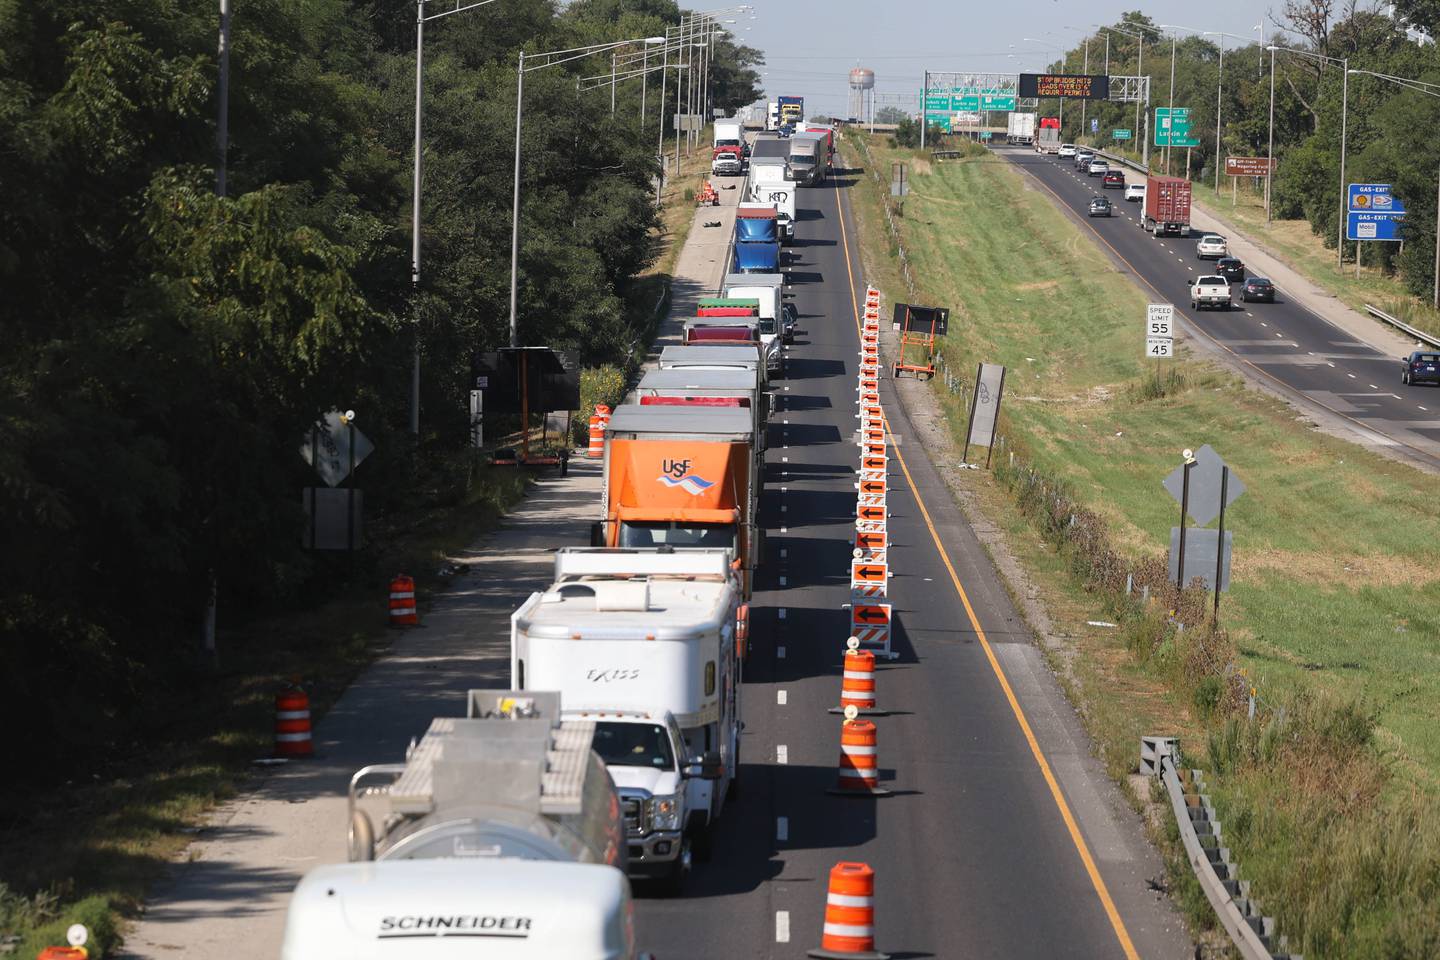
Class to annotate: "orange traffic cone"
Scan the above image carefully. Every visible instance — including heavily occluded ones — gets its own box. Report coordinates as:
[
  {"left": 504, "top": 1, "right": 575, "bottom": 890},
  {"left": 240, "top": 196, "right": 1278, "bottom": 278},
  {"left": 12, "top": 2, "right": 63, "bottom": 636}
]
[
  {"left": 830, "top": 640, "right": 884, "bottom": 716},
  {"left": 388, "top": 574, "right": 418, "bottom": 627},
  {"left": 827, "top": 707, "right": 890, "bottom": 796},
  {"left": 274, "top": 685, "right": 314, "bottom": 758},
  {"left": 807, "top": 861, "right": 889, "bottom": 959},
  {"left": 586, "top": 415, "right": 604, "bottom": 458}
]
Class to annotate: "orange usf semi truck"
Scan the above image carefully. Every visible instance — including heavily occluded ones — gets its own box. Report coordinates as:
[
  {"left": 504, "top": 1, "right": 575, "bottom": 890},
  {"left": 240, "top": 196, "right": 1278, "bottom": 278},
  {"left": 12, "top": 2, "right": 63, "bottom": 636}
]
[{"left": 595, "top": 405, "right": 759, "bottom": 597}]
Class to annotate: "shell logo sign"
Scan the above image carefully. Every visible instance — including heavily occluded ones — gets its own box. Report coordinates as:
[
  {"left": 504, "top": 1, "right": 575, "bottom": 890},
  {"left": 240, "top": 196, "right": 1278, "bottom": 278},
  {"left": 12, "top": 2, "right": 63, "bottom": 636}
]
[{"left": 659, "top": 458, "right": 716, "bottom": 496}]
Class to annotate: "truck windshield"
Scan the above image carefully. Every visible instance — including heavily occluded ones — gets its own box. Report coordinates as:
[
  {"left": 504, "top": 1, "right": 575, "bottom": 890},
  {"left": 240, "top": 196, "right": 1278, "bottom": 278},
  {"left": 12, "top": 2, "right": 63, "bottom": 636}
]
[
  {"left": 619, "top": 521, "right": 737, "bottom": 550},
  {"left": 758, "top": 318, "right": 776, "bottom": 335},
  {"left": 592, "top": 722, "right": 675, "bottom": 769}
]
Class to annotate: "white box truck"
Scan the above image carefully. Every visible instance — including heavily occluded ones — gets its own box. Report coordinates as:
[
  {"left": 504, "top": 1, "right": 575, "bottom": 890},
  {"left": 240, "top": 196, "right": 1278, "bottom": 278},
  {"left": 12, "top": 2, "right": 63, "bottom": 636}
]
[
  {"left": 1007, "top": 112, "right": 1037, "bottom": 145},
  {"left": 282, "top": 690, "right": 653, "bottom": 959},
  {"left": 747, "top": 159, "right": 796, "bottom": 242},
  {"left": 713, "top": 119, "right": 743, "bottom": 151},
  {"left": 511, "top": 548, "right": 743, "bottom": 893}
]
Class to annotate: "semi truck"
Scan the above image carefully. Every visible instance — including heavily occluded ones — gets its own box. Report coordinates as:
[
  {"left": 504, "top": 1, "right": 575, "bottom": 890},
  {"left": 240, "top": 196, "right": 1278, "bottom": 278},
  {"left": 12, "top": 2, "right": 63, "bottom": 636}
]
[
  {"left": 787, "top": 133, "right": 825, "bottom": 186},
  {"left": 722, "top": 272, "right": 787, "bottom": 364},
  {"left": 510, "top": 547, "right": 743, "bottom": 893},
  {"left": 1036, "top": 126, "right": 1062, "bottom": 153},
  {"left": 747, "top": 158, "right": 795, "bottom": 242},
  {"left": 636, "top": 367, "right": 768, "bottom": 446},
  {"left": 733, "top": 233, "right": 780, "bottom": 275},
  {"left": 766, "top": 100, "right": 779, "bottom": 131},
  {"left": 1143, "top": 175, "right": 1192, "bottom": 237},
  {"left": 777, "top": 95, "right": 803, "bottom": 129},
  {"left": 282, "top": 690, "right": 649, "bottom": 959},
  {"left": 597, "top": 404, "right": 759, "bottom": 597},
  {"left": 1006, "top": 112, "right": 1037, "bottom": 145},
  {"left": 801, "top": 123, "right": 835, "bottom": 163}
]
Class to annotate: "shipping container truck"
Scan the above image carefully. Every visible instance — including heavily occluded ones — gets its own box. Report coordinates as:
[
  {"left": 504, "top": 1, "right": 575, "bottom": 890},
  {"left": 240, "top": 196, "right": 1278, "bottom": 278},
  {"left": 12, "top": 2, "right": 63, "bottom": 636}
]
[
  {"left": 511, "top": 547, "right": 743, "bottom": 893},
  {"left": 282, "top": 690, "right": 650, "bottom": 960},
  {"left": 1143, "top": 175, "right": 1192, "bottom": 237},
  {"left": 1006, "top": 112, "right": 1037, "bottom": 145},
  {"left": 597, "top": 405, "right": 759, "bottom": 596},
  {"left": 801, "top": 123, "right": 835, "bottom": 163}
]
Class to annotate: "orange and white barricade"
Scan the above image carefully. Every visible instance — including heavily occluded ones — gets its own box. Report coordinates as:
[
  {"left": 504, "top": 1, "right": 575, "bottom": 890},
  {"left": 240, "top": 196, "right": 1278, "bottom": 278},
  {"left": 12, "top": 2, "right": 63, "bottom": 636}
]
[
  {"left": 827, "top": 708, "right": 890, "bottom": 797},
  {"left": 807, "top": 861, "right": 889, "bottom": 959}
]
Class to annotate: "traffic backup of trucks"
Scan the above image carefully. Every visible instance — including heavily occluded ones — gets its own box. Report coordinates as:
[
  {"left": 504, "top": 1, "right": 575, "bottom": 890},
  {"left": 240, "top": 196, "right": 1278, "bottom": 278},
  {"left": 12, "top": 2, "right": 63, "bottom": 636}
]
[
  {"left": 510, "top": 547, "right": 742, "bottom": 893},
  {"left": 1007, "top": 112, "right": 1037, "bottom": 145}
]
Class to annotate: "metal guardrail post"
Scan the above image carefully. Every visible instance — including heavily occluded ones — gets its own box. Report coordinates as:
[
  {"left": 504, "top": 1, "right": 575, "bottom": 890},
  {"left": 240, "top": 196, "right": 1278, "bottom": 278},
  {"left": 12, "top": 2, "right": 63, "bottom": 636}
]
[
  {"left": 1364, "top": 303, "right": 1440, "bottom": 349},
  {"left": 1144, "top": 738, "right": 1301, "bottom": 960}
]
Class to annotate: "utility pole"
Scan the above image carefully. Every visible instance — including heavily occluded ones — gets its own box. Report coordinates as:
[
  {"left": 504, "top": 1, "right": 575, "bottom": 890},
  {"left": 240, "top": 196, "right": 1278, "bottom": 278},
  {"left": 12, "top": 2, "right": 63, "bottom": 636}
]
[
  {"left": 1166, "top": 32, "right": 1176, "bottom": 174},
  {"left": 216, "top": 0, "right": 230, "bottom": 198},
  {"left": 410, "top": 0, "right": 425, "bottom": 431},
  {"left": 509, "top": 49, "right": 524, "bottom": 347},
  {"left": 921, "top": 70, "right": 928, "bottom": 149},
  {"left": 1266, "top": 45, "right": 1275, "bottom": 223},
  {"left": 655, "top": 31, "right": 669, "bottom": 207}
]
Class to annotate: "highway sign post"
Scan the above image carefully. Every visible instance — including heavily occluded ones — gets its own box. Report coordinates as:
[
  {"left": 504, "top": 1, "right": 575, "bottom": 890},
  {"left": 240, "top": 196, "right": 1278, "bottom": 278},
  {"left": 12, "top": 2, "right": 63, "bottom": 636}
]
[
  {"left": 1113, "top": 129, "right": 1132, "bottom": 140},
  {"left": 1225, "top": 157, "right": 1275, "bottom": 177},
  {"left": 1162, "top": 445, "right": 1246, "bottom": 616},
  {"left": 1346, "top": 183, "right": 1406, "bottom": 241}
]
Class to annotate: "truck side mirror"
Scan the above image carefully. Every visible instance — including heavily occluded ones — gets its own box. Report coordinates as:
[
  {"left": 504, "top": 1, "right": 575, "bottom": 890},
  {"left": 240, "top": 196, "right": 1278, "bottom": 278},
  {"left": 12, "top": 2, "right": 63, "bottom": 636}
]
[
  {"left": 590, "top": 521, "right": 606, "bottom": 547},
  {"left": 685, "top": 751, "right": 724, "bottom": 780}
]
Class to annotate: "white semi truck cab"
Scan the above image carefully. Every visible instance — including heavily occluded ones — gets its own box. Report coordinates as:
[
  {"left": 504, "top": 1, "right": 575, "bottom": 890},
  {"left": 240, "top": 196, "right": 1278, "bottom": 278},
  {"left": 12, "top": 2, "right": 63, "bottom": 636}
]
[
  {"left": 511, "top": 548, "right": 742, "bottom": 893},
  {"left": 281, "top": 690, "right": 650, "bottom": 959}
]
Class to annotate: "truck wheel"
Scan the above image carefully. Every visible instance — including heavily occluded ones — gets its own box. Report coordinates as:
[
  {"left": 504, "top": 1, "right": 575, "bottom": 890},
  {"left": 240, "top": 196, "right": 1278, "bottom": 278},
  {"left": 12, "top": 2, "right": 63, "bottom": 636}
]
[{"left": 659, "top": 839, "right": 692, "bottom": 897}]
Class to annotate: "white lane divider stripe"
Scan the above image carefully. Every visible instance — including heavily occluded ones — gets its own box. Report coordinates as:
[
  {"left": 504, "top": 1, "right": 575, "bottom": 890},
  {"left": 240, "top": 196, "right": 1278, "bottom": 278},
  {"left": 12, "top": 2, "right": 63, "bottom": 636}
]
[
  {"left": 777, "top": 689, "right": 787, "bottom": 704},
  {"left": 776, "top": 911, "right": 791, "bottom": 943},
  {"left": 777, "top": 816, "right": 789, "bottom": 842},
  {"left": 776, "top": 744, "right": 788, "bottom": 764},
  {"left": 777, "top": 645, "right": 787, "bottom": 658}
]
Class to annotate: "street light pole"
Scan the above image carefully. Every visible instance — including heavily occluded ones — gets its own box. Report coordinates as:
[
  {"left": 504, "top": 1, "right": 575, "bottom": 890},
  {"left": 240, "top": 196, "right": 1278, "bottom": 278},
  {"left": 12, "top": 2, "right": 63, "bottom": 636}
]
[
  {"left": 1266, "top": 44, "right": 1275, "bottom": 223},
  {"left": 410, "top": 0, "right": 425, "bottom": 433},
  {"left": 509, "top": 48, "right": 524, "bottom": 348},
  {"left": 1167, "top": 32, "right": 1176, "bottom": 174},
  {"left": 216, "top": 0, "right": 230, "bottom": 198},
  {"left": 656, "top": 32, "right": 669, "bottom": 207},
  {"left": 1338, "top": 62, "right": 1348, "bottom": 271},
  {"left": 1212, "top": 34, "right": 1223, "bottom": 193}
]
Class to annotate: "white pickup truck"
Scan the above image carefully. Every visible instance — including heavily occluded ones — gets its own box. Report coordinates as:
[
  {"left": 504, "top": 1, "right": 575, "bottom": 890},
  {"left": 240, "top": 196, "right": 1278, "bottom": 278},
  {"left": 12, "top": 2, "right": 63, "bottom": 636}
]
[{"left": 1190, "top": 275, "right": 1233, "bottom": 311}]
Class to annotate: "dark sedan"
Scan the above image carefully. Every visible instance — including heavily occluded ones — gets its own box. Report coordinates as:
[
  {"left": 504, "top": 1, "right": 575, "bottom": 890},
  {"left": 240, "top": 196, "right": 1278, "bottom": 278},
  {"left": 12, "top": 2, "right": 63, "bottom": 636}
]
[
  {"left": 1240, "top": 277, "right": 1275, "bottom": 302},
  {"left": 1102, "top": 170, "right": 1126, "bottom": 189},
  {"left": 1215, "top": 257, "right": 1246, "bottom": 283},
  {"left": 1088, "top": 196, "right": 1113, "bottom": 217},
  {"left": 1402, "top": 351, "right": 1440, "bottom": 386}
]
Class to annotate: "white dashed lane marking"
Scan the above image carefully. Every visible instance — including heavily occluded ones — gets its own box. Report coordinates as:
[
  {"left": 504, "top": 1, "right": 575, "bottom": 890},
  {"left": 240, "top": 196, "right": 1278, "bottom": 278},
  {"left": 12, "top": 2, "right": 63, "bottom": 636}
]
[
  {"left": 777, "top": 690, "right": 787, "bottom": 705},
  {"left": 775, "top": 911, "right": 790, "bottom": 943},
  {"left": 776, "top": 744, "right": 788, "bottom": 764}
]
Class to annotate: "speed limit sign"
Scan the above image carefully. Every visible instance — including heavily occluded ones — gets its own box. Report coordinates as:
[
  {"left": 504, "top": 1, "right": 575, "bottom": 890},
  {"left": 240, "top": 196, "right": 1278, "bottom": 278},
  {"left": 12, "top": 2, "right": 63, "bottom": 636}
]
[
  {"left": 1147, "top": 303, "right": 1175, "bottom": 338},
  {"left": 1145, "top": 336, "right": 1175, "bottom": 358}
]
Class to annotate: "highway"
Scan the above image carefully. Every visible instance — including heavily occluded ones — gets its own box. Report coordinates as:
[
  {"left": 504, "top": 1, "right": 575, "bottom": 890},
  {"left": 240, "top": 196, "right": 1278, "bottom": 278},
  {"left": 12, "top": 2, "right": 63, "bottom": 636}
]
[
  {"left": 634, "top": 157, "right": 1190, "bottom": 959},
  {"left": 997, "top": 147, "right": 1440, "bottom": 470}
]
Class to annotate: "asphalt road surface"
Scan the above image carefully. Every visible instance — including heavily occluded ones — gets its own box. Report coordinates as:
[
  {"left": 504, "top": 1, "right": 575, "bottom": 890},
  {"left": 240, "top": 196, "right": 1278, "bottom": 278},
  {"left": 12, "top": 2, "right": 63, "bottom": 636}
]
[
  {"left": 1000, "top": 147, "right": 1440, "bottom": 470},
  {"left": 633, "top": 159, "right": 1190, "bottom": 959}
]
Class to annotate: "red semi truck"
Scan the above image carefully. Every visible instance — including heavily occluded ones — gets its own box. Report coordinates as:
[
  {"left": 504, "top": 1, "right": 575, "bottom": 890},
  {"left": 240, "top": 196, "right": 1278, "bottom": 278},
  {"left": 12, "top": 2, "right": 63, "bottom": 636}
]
[{"left": 1143, "top": 175, "right": 1192, "bottom": 237}]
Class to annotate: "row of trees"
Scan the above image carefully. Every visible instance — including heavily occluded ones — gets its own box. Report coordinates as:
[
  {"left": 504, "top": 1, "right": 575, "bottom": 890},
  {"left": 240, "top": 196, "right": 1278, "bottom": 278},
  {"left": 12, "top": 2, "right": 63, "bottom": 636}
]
[
  {"left": 1029, "top": 5, "right": 1440, "bottom": 297},
  {"left": 0, "top": 0, "right": 760, "bottom": 775}
]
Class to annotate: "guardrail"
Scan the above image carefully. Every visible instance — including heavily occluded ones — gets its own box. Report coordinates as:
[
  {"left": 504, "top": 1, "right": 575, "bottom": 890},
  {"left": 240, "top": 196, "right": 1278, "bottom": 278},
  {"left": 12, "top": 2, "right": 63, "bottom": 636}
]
[
  {"left": 1364, "top": 303, "right": 1440, "bottom": 349},
  {"left": 1142, "top": 737, "right": 1301, "bottom": 960},
  {"left": 1092, "top": 147, "right": 1150, "bottom": 176}
]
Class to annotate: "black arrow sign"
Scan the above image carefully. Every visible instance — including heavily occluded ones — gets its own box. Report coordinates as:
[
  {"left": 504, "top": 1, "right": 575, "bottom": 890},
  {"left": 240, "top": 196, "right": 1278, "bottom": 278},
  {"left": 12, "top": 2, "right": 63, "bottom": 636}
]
[
  {"left": 854, "top": 607, "right": 889, "bottom": 623},
  {"left": 854, "top": 565, "right": 885, "bottom": 579}
]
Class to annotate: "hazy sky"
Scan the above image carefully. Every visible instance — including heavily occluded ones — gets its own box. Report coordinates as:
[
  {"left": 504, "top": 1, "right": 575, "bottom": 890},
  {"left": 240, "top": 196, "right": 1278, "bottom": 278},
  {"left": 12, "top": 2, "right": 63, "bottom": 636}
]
[{"left": 738, "top": 0, "right": 1282, "bottom": 115}]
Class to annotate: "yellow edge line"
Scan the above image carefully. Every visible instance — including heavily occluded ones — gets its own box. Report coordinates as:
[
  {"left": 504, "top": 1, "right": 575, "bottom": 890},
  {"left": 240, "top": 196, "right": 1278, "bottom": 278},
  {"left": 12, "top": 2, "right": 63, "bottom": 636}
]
[{"left": 833, "top": 161, "right": 1142, "bottom": 960}]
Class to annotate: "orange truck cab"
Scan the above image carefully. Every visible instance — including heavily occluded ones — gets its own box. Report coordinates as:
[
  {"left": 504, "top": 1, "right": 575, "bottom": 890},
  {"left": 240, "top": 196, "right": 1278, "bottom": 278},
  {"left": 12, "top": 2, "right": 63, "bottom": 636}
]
[{"left": 597, "top": 405, "right": 759, "bottom": 597}]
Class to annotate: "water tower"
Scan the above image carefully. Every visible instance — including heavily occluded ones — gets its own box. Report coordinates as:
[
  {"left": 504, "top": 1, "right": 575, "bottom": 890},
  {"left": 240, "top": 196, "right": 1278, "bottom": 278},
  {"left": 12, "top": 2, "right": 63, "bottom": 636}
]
[{"left": 848, "top": 67, "right": 875, "bottom": 123}]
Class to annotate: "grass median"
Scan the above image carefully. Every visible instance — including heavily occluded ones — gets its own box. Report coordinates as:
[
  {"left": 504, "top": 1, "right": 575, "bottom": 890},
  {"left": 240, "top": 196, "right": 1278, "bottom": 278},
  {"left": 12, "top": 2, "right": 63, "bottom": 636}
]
[{"left": 842, "top": 130, "right": 1440, "bottom": 958}]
